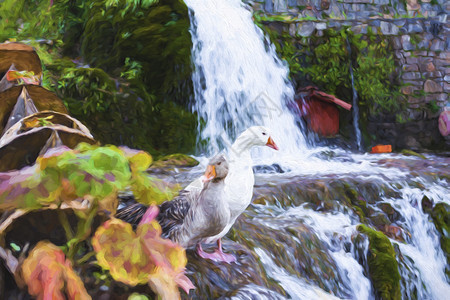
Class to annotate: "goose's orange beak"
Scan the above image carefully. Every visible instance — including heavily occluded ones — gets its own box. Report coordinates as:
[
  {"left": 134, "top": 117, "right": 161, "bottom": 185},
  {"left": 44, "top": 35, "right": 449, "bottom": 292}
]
[
  {"left": 266, "top": 136, "right": 279, "bottom": 150},
  {"left": 203, "top": 165, "right": 216, "bottom": 182}
]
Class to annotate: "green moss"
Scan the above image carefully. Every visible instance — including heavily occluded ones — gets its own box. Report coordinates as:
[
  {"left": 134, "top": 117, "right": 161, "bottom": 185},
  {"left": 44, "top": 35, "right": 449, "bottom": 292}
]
[
  {"left": 342, "top": 183, "right": 369, "bottom": 222},
  {"left": 357, "top": 224, "right": 401, "bottom": 300},
  {"left": 151, "top": 153, "right": 199, "bottom": 168},
  {"left": 400, "top": 149, "right": 426, "bottom": 159},
  {"left": 430, "top": 203, "right": 450, "bottom": 277}
]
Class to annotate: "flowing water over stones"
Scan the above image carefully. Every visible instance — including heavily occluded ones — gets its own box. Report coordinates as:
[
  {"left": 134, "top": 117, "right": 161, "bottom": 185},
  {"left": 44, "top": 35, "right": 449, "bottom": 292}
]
[
  {"left": 185, "top": 0, "right": 306, "bottom": 157},
  {"left": 152, "top": 152, "right": 449, "bottom": 299}
]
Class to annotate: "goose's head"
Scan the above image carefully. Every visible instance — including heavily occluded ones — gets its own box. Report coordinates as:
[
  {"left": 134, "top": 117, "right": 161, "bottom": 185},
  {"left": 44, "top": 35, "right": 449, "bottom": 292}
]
[
  {"left": 203, "top": 154, "right": 229, "bottom": 182},
  {"left": 233, "top": 126, "right": 279, "bottom": 151}
]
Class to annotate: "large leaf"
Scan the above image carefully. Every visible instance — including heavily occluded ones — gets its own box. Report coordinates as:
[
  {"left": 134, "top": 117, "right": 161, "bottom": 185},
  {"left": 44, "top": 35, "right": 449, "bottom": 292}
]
[
  {"left": 120, "top": 146, "right": 175, "bottom": 205},
  {"left": 0, "top": 165, "right": 47, "bottom": 210},
  {"left": 130, "top": 175, "right": 176, "bottom": 206},
  {"left": 21, "top": 241, "right": 91, "bottom": 300},
  {"left": 120, "top": 146, "right": 153, "bottom": 172},
  {"left": 92, "top": 210, "right": 194, "bottom": 299},
  {"left": 1, "top": 144, "right": 171, "bottom": 216},
  {"left": 92, "top": 218, "right": 153, "bottom": 285},
  {"left": 38, "top": 144, "right": 132, "bottom": 199}
]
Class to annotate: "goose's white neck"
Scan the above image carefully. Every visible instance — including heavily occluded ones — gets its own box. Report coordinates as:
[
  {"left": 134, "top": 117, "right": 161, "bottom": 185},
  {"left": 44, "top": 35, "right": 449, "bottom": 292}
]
[{"left": 229, "top": 135, "right": 254, "bottom": 164}]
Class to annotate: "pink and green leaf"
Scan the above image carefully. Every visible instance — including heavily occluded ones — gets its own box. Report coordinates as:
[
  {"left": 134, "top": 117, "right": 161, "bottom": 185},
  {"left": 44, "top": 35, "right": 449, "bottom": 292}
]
[
  {"left": 92, "top": 216, "right": 194, "bottom": 298},
  {"left": 21, "top": 241, "right": 91, "bottom": 300}
]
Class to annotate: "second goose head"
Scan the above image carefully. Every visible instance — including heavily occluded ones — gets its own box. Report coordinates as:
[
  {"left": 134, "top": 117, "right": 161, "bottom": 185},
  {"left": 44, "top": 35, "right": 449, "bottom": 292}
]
[{"left": 203, "top": 154, "right": 229, "bottom": 183}]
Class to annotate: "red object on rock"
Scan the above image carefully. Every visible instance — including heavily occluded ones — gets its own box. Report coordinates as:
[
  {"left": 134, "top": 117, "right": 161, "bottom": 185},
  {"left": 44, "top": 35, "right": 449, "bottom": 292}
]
[
  {"left": 371, "top": 145, "right": 392, "bottom": 153},
  {"left": 295, "top": 86, "right": 352, "bottom": 137}
]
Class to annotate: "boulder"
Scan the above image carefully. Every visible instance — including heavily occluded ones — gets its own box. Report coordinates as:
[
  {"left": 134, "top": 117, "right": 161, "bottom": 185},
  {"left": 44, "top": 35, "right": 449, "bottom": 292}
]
[
  {"left": 183, "top": 241, "right": 285, "bottom": 299},
  {"left": 151, "top": 154, "right": 199, "bottom": 169}
]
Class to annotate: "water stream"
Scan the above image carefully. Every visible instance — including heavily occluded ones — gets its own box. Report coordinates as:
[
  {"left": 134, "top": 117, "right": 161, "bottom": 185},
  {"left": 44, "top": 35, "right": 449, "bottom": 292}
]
[
  {"left": 182, "top": 1, "right": 449, "bottom": 299},
  {"left": 185, "top": 0, "right": 305, "bottom": 158},
  {"left": 346, "top": 37, "right": 363, "bottom": 152}
]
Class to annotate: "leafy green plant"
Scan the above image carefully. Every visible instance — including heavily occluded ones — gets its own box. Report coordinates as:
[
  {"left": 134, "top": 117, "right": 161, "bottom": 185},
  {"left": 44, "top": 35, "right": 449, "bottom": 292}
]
[
  {"left": 79, "top": 0, "right": 193, "bottom": 102},
  {"left": 303, "top": 28, "right": 403, "bottom": 115},
  {"left": 121, "top": 57, "right": 144, "bottom": 80},
  {"left": 1, "top": 0, "right": 198, "bottom": 155},
  {"left": 427, "top": 100, "right": 440, "bottom": 114},
  {"left": 0, "top": 0, "right": 60, "bottom": 42},
  {"left": 255, "top": 22, "right": 405, "bottom": 116},
  {"left": 298, "top": 30, "right": 350, "bottom": 95},
  {"left": 0, "top": 144, "right": 189, "bottom": 298}
]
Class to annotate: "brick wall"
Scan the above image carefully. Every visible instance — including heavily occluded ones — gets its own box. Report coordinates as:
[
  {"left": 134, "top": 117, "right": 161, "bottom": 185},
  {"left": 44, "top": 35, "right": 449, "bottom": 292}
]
[{"left": 247, "top": 0, "right": 449, "bottom": 149}]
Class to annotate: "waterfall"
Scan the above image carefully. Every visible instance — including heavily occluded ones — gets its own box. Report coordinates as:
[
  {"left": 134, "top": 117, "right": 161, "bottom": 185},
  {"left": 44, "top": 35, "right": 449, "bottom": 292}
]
[
  {"left": 346, "top": 37, "right": 363, "bottom": 152},
  {"left": 185, "top": 0, "right": 306, "bottom": 157}
]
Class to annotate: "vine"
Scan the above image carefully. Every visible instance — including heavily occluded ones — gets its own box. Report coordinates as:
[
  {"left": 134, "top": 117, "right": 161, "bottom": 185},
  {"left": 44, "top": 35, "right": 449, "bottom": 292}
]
[{"left": 0, "top": 144, "right": 192, "bottom": 298}]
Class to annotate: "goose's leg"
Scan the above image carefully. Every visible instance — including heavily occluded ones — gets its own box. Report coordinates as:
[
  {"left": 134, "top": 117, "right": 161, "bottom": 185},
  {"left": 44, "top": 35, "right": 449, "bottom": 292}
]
[
  {"left": 195, "top": 241, "right": 236, "bottom": 263},
  {"left": 196, "top": 243, "right": 219, "bottom": 260},
  {"left": 213, "top": 239, "right": 236, "bottom": 263}
]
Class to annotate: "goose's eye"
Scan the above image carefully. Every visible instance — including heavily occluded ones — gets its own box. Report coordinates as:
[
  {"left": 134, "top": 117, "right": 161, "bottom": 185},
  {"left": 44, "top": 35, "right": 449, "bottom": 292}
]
[
  {"left": 217, "top": 162, "right": 222, "bottom": 165},
  {"left": 262, "top": 132, "right": 267, "bottom": 136}
]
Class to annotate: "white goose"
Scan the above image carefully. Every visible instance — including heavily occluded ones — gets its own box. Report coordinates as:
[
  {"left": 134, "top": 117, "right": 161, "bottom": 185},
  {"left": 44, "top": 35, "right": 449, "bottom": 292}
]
[{"left": 184, "top": 126, "right": 278, "bottom": 262}]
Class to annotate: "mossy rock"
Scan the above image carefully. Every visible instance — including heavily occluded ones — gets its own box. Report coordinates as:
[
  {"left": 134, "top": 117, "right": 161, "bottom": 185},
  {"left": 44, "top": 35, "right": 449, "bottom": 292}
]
[
  {"left": 182, "top": 240, "right": 285, "bottom": 299},
  {"left": 357, "top": 224, "right": 401, "bottom": 300},
  {"left": 151, "top": 153, "right": 199, "bottom": 169},
  {"left": 400, "top": 149, "right": 426, "bottom": 159},
  {"left": 430, "top": 203, "right": 449, "bottom": 277}
]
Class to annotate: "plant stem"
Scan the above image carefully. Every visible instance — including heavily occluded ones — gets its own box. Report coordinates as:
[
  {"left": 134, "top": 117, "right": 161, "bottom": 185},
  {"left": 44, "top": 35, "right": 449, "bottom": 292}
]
[
  {"left": 67, "top": 201, "right": 98, "bottom": 260},
  {"left": 57, "top": 209, "right": 74, "bottom": 240},
  {"left": 76, "top": 251, "right": 95, "bottom": 265}
]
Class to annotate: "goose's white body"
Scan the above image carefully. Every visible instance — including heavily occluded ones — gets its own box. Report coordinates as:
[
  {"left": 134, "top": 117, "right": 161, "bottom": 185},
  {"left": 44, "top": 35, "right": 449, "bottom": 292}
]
[
  {"left": 185, "top": 126, "right": 276, "bottom": 245},
  {"left": 204, "top": 149, "right": 254, "bottom": 243}
]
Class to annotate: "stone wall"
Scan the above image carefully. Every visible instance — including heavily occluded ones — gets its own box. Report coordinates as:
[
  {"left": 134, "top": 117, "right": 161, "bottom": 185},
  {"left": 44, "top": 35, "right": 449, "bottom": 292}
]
[
  {"left": 247, "top": 0, "right": 449, "bottom": 149},
  {"left": 250, "top": 0, "right": 448, "bottom": 19}
]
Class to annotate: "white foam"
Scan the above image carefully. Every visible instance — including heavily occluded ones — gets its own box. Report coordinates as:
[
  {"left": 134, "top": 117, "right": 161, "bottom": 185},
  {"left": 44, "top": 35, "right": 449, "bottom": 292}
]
[{"left": 255, "top": 247, "right": 343, "bottom": 300}]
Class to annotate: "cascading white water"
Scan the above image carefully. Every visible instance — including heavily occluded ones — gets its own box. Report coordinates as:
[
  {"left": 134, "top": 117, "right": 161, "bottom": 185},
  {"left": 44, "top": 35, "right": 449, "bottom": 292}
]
[
  {"left": 383, "top": 185, "right": 450, "bottom": 299},
  {"left": 255, "top": 248, "right": 342, "bottom": 300},
  {"left": 185, "top": 0, "right": 306, "bottom": 157},
  {"left": 282, "top": 208, "right": 373, "bottom": 300}
]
